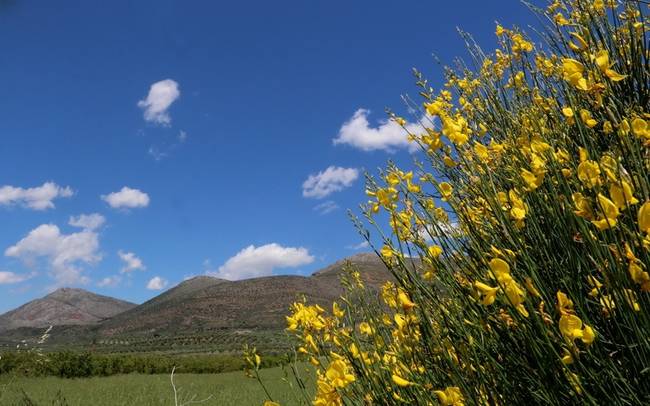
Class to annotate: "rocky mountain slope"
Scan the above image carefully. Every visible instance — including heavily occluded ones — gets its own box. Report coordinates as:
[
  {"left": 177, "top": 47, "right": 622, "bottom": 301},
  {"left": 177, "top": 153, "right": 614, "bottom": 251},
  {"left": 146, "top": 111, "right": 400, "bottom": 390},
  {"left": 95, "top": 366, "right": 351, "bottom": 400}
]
[
  {"left": 0, "top": 288, "right": 136, "bottom": 332},
  {"left": 97, "top": 253, "right": 391, "bottom": 337},
  {"left": 0, "top": 253, "right": 393, "bottom": 348}
]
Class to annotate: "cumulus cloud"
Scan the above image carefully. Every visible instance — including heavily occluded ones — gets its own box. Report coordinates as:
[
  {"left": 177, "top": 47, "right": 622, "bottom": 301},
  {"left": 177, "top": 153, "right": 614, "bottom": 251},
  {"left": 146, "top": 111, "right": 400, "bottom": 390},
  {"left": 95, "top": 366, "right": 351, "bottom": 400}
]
[
  {"left": 137, "top": 79, "right": 180, "bottom": 125},
  {"left": 69, "top": 213, "right": 106, "bottom": 231},
  {"left": 302, "top": 166, "right": 359, "bottom": 199},
  {"left": 333, "top": 109, "right": 421, "bottom": 152},
  {"left": 97, "top": 275, "right": 121, "bottom": 288},
  {"left": 208, "top": 243, "right": 314, "bottom": 280},
  {"left": 313, "top": 200, "right": 339, "bottom": 215},
  {"left": 0, "top": 271, "right": 34, "bottom": 284},
  {"left": 146, "top": 276, "right": 168, "bottom": 290},
  {"left": 5, "top": 224, "right": 101, "bottom": 286},
  {"left": 0, "top": 182, "right": 73, "bottom": 210},
  {"left": 118, "top": 250, "right": 146, "bottom": 273},
  {"left": 102, "top": 187, "right": 150, "bottom": 209}
]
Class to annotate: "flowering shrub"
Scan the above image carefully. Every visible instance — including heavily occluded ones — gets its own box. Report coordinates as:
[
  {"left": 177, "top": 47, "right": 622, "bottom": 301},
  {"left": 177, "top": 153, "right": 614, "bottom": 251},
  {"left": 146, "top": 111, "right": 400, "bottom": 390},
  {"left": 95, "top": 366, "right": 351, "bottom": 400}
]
[{"left": 259, "top": 0, "right": 650, "bottom": 404}]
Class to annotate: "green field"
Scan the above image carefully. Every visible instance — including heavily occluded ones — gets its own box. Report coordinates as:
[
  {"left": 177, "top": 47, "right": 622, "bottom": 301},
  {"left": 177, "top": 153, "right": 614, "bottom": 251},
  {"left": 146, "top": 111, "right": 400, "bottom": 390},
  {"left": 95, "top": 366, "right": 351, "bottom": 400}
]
[{"left": 0, "top": 366, "right": 315, "bottom": 406}]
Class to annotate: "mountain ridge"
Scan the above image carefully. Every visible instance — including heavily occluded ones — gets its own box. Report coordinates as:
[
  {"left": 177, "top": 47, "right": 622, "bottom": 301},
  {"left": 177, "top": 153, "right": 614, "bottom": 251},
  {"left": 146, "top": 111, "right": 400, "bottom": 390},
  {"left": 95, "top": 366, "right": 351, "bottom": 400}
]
[
  {"left": 0, "top": 253, "right": 392, "bottom": 346},
  {"left": 0, "top": 288, "right": 136, "bottom": 332}
]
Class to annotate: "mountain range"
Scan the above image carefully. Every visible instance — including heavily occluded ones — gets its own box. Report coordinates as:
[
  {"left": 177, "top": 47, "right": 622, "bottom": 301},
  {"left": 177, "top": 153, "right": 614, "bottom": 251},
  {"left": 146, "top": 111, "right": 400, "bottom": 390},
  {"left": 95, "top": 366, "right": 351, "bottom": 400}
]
[{"left": 0, "top": 253, "right": 392, "bottom": 351}]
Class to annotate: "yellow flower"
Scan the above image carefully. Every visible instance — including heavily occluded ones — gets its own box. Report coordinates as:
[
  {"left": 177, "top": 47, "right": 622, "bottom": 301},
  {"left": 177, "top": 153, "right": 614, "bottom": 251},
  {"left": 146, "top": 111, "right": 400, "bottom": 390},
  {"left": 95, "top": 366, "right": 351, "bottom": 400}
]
[
  {"left": 591, "top": 193, "right": 619, "bottom": 230},
  {"left": 332, "top": 302, "right": 345, "bottom": 318},
  {"left": 489, "top": 258, "right": 510, "bottom": 276},
  {"left": 559, "top": 314, "right": 591, "bottom": 343},
  {"left": 632, "top": 118, "right": 649, "bottom": 139},
  {"left": 263, "top": 401, "right": 280, "bottom": 406},
  {"left": 594, "top": 0, "right": 605, "bottom": 11},
  {"left": 521, "top": 168, "right": 544, "bottom": 190},
  {"left": 556, "top": 291, "right": 574, "bottom": 315},
  {"left": 568, "top": 32, "right": 588, "bottom": 52},
  {"left": 594, "top": 50, "right": 627, "bottom": 81},
  {"left": 562, "top": 106, "right": 574, "bottom": 119},
  {"left": 639, "top": 201, "right": 650, "bottom": 234},
  {"left": 439, "top": 182, "right": 453, "bottom": 200},
  {"left": 619, "top": 119, "right": 631, "bottom": 136},
  {"left": 428, "top": 245, "right": 443, "bottom": 258},
  {"left": 554, "top": 12, "right": 569, "bottom": 26},
  {"left": 443, "top": 155, "right": 457, "bottom": 167},
  {"left": 524, "top": 277, "right": 541, "bottom": 298},
  {"left": 359, "top": 322, "right": 374, "bottom": 336},
  {"left": 474, "top": 142, "right": 489, "bottom": 162},
  {"left": 395, "top": 117, "right": 406, "bottom": 126},
  {"left": 325, "top": 359, "right": 355, "bottom": 389},
  {"left": 508, "top": 190, "right": 527, "bottom": 221},
  {"left": 577, "top": 160, "right": 601, "bottom": 187},
  {"left": 572, "top": 192, "right": 594, "bottom": 220},
  {"left": 380, "top": 245, "right": 394, "bottom": 260},
  {"left": 562, "top": 58, "right": 589, "bottom": 90},
  {"left": 391, "top": 373, "right": 414, "bottom": 387},
  {"left": 398, "top": 291, "right": 416, "bottom": 312},
  {"left": 603, "top": 120, "right": 613, "bottom": 133},
  {"left": 629, "top": 262, "right": 650, "bottom": 291},
  {"left": 609, "top": 181, "right": 639, "bottom": 209},
  {"left": 474, "top": 281, "right": 499, "bottom": 305},
  {"left": 579, "top": 109, "right": 597, "bottom": 128},
  {"left": 434, "top": 387, "right": 464, "bottom": 406},
  {"left": 582, "top": 325, "right": 596, "bottom": 345},
  {"left": 424, "top": 100, "right": 444, "bottom": 116},
  {"left": 599, "top": 155, "right": 618, "bottom": 181},
  {"left": 286, "top": 302, "right": 326, "bottom": 331}
]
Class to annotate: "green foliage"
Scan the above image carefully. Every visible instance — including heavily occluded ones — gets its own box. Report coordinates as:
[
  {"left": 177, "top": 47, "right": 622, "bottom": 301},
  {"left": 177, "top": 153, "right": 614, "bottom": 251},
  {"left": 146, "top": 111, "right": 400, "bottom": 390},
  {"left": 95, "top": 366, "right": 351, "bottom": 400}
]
[
  {"left": 0, "top": 351, "right": 285, "bottom": 378},
  {"left": 0, "top": 367, "right": 314, "bottom": 406}
]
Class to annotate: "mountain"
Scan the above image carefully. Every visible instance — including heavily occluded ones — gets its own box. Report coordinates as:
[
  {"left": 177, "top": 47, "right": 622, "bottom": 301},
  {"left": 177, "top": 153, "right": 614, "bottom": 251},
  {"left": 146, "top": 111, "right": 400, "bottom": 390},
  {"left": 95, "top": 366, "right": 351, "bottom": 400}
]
[
  {"left": 0, "top": 288, "right": 136, "bottom": 332},
  {"left": 96, "top": 253, "right": 391, "bottom": 338},
  {"left": 0, "top": 253, "right": 393, "bottom": 350}
]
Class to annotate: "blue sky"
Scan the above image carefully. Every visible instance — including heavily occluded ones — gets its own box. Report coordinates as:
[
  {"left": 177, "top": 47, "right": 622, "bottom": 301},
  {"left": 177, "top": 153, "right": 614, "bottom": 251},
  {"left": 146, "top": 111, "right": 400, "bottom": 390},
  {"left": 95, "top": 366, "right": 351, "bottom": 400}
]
[{"left": 0, "top": 1, "right": 534, "bottom": 309}]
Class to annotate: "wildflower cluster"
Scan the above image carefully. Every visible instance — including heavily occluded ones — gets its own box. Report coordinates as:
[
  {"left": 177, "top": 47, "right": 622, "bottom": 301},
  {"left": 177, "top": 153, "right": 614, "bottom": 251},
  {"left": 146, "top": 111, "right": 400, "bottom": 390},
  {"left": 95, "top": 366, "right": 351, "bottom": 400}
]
[{"left": 262, "top": 1, "right": 650, "bottom": 404}]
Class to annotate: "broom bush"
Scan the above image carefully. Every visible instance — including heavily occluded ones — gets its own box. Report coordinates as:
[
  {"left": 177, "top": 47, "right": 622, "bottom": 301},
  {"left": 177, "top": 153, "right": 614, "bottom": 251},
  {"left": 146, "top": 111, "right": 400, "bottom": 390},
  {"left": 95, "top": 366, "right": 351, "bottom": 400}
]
[{"left": 254, "top": 0, "right": 650, "bottom": 404}]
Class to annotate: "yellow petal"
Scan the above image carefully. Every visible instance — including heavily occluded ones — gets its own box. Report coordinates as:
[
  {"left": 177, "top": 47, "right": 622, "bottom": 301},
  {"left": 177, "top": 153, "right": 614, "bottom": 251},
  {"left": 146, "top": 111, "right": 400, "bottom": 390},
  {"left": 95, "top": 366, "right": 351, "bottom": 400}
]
[
  {"left": 392, "top": 374, "right": 414, "bottom": 387},
  {"left": 639, "top": 201, "right": 650, "bottom": 234}
]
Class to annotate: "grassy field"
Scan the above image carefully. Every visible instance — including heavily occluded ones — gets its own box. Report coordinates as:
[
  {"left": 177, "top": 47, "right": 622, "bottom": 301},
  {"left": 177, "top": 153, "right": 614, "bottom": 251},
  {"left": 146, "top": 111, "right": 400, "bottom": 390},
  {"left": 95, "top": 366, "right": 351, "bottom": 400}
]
[{"left": 0, "top": 365, "right": 315, "bottom": 405}]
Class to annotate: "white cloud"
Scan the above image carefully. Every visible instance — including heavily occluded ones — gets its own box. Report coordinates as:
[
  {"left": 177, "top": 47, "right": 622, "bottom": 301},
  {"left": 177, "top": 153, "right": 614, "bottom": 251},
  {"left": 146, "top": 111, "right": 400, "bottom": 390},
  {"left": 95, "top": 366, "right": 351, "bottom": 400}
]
[
  {"left": 313, "top": 200, "right": 339, "bottom": 215},
  {"left": 0, "top": 182, "right": 73, "bottom": 210},
  {"left": 178, "top": 130, "right": 188, "bottom": 142},
  {"left": 118, "top": 250, "right": 146, "bottom": 273},
  {"left": 418, "top": 221, "right": 462, "bottom": 244},
  {"left": 147, "top": 146, "right": 168, "bottom": 161},
  {"left": 97, "top": 275, "right": 121, "bottom": 288},
  {"left": 68, "top": 213, "right": 106, "bottom": 231},
  {"left": 346, "top": 241, "right": 370, "bottom": 250},
  {"left": 5, "top": 224, "right": 101, "bottom": 286},
  {"left": 302, "top": 166, "right": 359, "bottom": 199},
  {"left": 208, "top": 243, "right": 314, "bottom": 280},
  {"left": 137, "top": 79, "right": 180, "bottom": 125},
  {"left": 333, "top": 109, "right": 421, "bottom": 152},
  {"left": 0, "top": 271, "right": 33, "bottom": 284},
  {"left": 146, "top": 276, "right": 168, "bottom": 290},
  {"left": 102, "top": 187, "right": 150, "bottom": 209}
]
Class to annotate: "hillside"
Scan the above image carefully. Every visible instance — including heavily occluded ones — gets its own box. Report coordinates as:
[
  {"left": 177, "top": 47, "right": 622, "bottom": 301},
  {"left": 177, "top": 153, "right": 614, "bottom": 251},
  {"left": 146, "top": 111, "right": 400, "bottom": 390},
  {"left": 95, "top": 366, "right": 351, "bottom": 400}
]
[
  {"left": 0, "top": 253, "right": 393, "bottom": 351},
  {"left": 0, "top": 288, "right": 136, "bottom": 332},
  {"left": 97, "top": 253, "right": 391, "bottom": 338}
]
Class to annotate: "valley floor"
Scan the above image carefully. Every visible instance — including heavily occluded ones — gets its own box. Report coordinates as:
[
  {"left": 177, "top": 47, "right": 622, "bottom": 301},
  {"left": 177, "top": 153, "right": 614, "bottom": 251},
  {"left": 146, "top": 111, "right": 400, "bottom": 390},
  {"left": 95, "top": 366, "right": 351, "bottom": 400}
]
[{"left": 0, "top": 366, "right": 315, "bottom": 406}]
